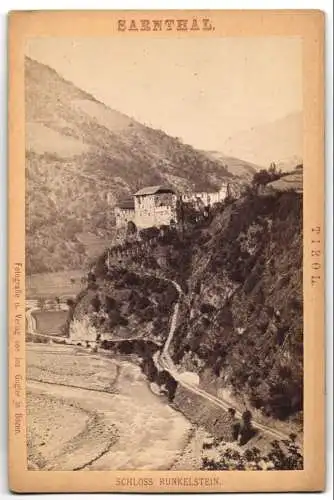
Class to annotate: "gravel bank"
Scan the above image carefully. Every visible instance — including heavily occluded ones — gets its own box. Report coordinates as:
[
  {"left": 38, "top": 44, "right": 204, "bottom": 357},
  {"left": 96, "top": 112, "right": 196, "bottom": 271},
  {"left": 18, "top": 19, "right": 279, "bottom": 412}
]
[{"left": 27, "top": 344, "right": 193, "bottom": 471}]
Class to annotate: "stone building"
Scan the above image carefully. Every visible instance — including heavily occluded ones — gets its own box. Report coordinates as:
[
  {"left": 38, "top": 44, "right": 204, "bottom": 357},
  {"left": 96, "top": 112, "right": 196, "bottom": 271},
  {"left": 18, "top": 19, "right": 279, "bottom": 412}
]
[
  {"left": 114, "top": 197, "right": 135, "bottom": 229},
  {"left": 113, "top": 181, "right": 234, "bottom": 230},
  {"left": 181, "top": 182, "right": 230, "bottom": 208},
  {"left": 133, "top": 185, "right": 178, "bottom": 229}
]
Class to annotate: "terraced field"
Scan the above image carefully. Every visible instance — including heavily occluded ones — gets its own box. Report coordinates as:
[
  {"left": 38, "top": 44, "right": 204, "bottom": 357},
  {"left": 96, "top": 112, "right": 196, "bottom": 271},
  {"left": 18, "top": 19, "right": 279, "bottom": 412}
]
[
  {"left": 32, "top": 310, "right": 68, "bottom": 336},
  {"left": 26, "top": 270, "right": 85, "bottom": 299}
]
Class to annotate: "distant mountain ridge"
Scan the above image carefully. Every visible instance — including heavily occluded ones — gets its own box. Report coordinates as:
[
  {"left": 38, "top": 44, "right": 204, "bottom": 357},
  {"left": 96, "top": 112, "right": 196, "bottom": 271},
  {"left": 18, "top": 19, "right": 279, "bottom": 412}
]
[
  {"left": 204, "top": 151, "right": 258, "bottom": 180},
  {"left": 221, "top": 112, "right": 303, "bottom": 170},
  {"left": 25, "top": 56, "right": 256, "bottom": 273}
]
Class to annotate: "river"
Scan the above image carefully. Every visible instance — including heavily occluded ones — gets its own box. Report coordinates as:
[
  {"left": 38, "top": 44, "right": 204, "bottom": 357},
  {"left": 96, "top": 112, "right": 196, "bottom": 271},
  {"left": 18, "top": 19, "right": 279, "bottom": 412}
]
[{"left": 27, "top": 343, "right": 197, "bottom": 471}]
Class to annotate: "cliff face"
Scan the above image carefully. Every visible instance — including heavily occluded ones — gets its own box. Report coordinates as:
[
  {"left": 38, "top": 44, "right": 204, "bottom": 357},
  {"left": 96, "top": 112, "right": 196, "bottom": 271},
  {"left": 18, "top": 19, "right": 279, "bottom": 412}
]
[
  {"left": 70, "top": 267, "right": 178, "bottom": 345},
  {"left": 171, "top": 190, "right": 303, "bottom": 423}
]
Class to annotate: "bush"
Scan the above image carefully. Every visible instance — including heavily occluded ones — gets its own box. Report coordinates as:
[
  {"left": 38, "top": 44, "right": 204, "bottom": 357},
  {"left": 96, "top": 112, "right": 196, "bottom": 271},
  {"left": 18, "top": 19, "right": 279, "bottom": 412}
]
[
  {"left": 122, "top": 271, "right": 141, "bottom": 287},
  {"left": 90, "top": 295, "right": 101, "bottom": 312},
  {"left": 105, "top": 295, "right": 117, "bottom": 312},
  {"left": 201, "top": 436, "right": 303, "bottom": 470},
  {"left": 140, "top": 306, "right": 155, "bottom": 322},
  {"left": 127, "top": 220, "right": 137, "bottom": 235},
  {"left": 200, "top": 303, "right": 217, "bottom": 315},
  {"left": 251, "top": 164, "right": 283, "bottom": 189},
  {"left": 139, "top": 227, "right": 159, "bottom": 241}
]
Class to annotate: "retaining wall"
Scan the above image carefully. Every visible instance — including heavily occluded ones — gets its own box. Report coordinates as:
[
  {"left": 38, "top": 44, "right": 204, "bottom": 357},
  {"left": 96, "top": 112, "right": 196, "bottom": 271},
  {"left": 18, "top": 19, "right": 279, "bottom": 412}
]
[{"left": 172, "top": 384, "right": 237, "bottom": 442}]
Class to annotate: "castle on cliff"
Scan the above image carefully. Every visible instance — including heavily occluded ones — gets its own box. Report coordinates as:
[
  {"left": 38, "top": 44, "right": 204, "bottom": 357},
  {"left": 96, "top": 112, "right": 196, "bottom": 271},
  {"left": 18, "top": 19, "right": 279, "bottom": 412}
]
[{"left": 114, "top": 182, "right": 232, "bottom": 230}]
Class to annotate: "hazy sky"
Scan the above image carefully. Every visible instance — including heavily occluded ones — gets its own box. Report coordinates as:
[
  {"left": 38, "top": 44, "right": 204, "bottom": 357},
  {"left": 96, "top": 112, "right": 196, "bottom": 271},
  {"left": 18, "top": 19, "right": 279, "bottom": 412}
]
[{"left": 26, "top": 37, "right": 302, "bottom": 150}]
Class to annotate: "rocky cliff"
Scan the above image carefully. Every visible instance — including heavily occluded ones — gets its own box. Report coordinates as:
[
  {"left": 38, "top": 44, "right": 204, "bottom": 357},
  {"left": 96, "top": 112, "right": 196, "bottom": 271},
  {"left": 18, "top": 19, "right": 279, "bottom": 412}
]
[
  {"left": 72, "top": 172, "right": 302, "bottom": 429},
  {"left": 171, "top": 189, "right": 303, "bottom": 426}
]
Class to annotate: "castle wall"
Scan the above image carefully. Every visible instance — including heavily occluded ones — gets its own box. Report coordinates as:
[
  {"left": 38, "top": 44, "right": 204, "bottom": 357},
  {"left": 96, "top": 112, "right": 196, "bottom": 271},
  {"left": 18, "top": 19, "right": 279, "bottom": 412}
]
[
  {"left": 114, "top": 182, "right": 233, "bottom": 230},
  {"left": 114, "top": 207, "right": 136, "bottom": 228},
  {"left": 134, "top": 193, "right": 178, "bottom": 229},
  {"left": 181, "top": 183, "right": 229, "bottom": 207}
]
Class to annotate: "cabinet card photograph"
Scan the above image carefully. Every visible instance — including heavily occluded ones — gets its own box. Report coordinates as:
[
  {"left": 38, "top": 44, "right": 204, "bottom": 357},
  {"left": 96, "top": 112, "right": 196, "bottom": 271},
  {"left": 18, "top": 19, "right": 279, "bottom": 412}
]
[{"left": 8, "top": 9, "right": 325, "bottom": 493}]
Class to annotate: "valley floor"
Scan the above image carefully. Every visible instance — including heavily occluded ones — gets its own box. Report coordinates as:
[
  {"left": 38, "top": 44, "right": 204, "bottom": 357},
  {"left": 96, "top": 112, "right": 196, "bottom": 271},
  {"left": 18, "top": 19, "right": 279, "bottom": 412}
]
[{"left": 27, "top": 343, "right": 200, "bottom": 471}]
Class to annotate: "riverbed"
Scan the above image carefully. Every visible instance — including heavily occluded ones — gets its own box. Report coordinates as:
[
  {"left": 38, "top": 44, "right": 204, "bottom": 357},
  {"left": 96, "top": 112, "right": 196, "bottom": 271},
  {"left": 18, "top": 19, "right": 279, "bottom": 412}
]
[{"left": 27, "top": 343, "right": 200, "bottom": 470}]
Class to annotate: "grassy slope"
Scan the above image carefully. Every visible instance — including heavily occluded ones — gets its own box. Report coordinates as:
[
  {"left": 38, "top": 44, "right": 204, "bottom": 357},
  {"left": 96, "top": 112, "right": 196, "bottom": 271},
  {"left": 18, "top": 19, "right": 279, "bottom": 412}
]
[
  {"left": 26, "top": 270, "right": 85, "bottom": 299},
  {"left": 26, "top": 56, "right": 258, "bottom": 274},
  {"left": 204, "top": 151, "right": 258, "bottom": 180}
]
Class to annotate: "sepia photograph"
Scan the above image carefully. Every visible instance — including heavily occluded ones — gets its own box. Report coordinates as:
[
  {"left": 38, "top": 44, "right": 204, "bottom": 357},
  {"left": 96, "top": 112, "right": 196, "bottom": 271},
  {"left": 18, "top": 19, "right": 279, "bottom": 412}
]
[
  {"left": 24, "top": 34, "right": 304, "bottom": 473},
  {"left": 7, "top": 8, "right": 325, "bottom": 494}
]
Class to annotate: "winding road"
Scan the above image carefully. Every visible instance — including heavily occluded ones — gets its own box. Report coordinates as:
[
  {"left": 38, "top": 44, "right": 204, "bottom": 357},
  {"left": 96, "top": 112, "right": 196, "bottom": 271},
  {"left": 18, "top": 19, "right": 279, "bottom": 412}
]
[
  {"left": 155, "top": 278, "right": 293, "bottom": 443},
  {"left": 26, "top": 275, "right": 293, "bottom": 445}
]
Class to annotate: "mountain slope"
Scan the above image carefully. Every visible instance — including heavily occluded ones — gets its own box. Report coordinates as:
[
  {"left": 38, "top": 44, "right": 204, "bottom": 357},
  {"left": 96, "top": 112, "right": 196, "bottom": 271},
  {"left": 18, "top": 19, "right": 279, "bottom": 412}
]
[
  {"left": 221, "top": 112, "right": 303, "bottom": 169},
  {"left": 26, "top": 56, "right": 241, "bottom": 274},
  {"left": 204, "top": 152, "right": 258, "bottom": 180},
  {"left": 171, "top": 189, "right": 303, "bottom": 425},
  {"left": 74, "top": 181, "right": 303, "bottom": 426}
]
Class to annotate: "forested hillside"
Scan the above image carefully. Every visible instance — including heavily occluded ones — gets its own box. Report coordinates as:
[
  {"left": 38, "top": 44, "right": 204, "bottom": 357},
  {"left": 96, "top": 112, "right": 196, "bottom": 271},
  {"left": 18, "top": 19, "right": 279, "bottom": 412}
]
[{"left": 74, "top": 171, "right": 303, "bottom": 425}]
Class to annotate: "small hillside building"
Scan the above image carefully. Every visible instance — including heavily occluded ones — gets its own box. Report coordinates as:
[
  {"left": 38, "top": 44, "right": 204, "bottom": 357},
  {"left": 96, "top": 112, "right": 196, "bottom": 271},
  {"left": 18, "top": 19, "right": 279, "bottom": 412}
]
[{"left": 181, "top": 182, "right": 230, "bottom": 207}]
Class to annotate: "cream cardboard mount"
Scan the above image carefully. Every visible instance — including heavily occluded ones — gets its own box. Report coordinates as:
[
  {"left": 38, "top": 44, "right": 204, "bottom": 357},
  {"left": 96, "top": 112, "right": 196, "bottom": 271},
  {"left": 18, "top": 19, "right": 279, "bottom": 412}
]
[{"left": 8, "top": 9, "right": 325, "bottom": 493}]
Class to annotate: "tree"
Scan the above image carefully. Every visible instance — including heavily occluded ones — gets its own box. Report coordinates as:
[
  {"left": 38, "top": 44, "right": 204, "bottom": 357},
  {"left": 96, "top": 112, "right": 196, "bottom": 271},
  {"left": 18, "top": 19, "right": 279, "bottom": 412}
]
[
  {"left": 87, "top": 271, "right": 96, "bottom": 283},
  {"left": 251, "top": 165, "right": 283, "bottom": 190},
  {"left": 239, "top": 410, "right": 255, "bottom": 445},
  {"left": 182, "top": 201, "right": 200, "bottom": 225},
  {"left": 127, "top": 220, "right": 137, "bottom": 236},
  {"left": 268, "top": 162, "right": 278, "bottom": 174},
  {"left": 37, "top": 297, "right": 46, "bottom": 310},
  {"left": 252, "top": 169, "right": 273, "bottom": 188},
  {"left": 90, "top": 294, "right": 101, "bottom": 313},
  {"left": 139, "top": 227, "right": 159, "bottom": 241}
]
